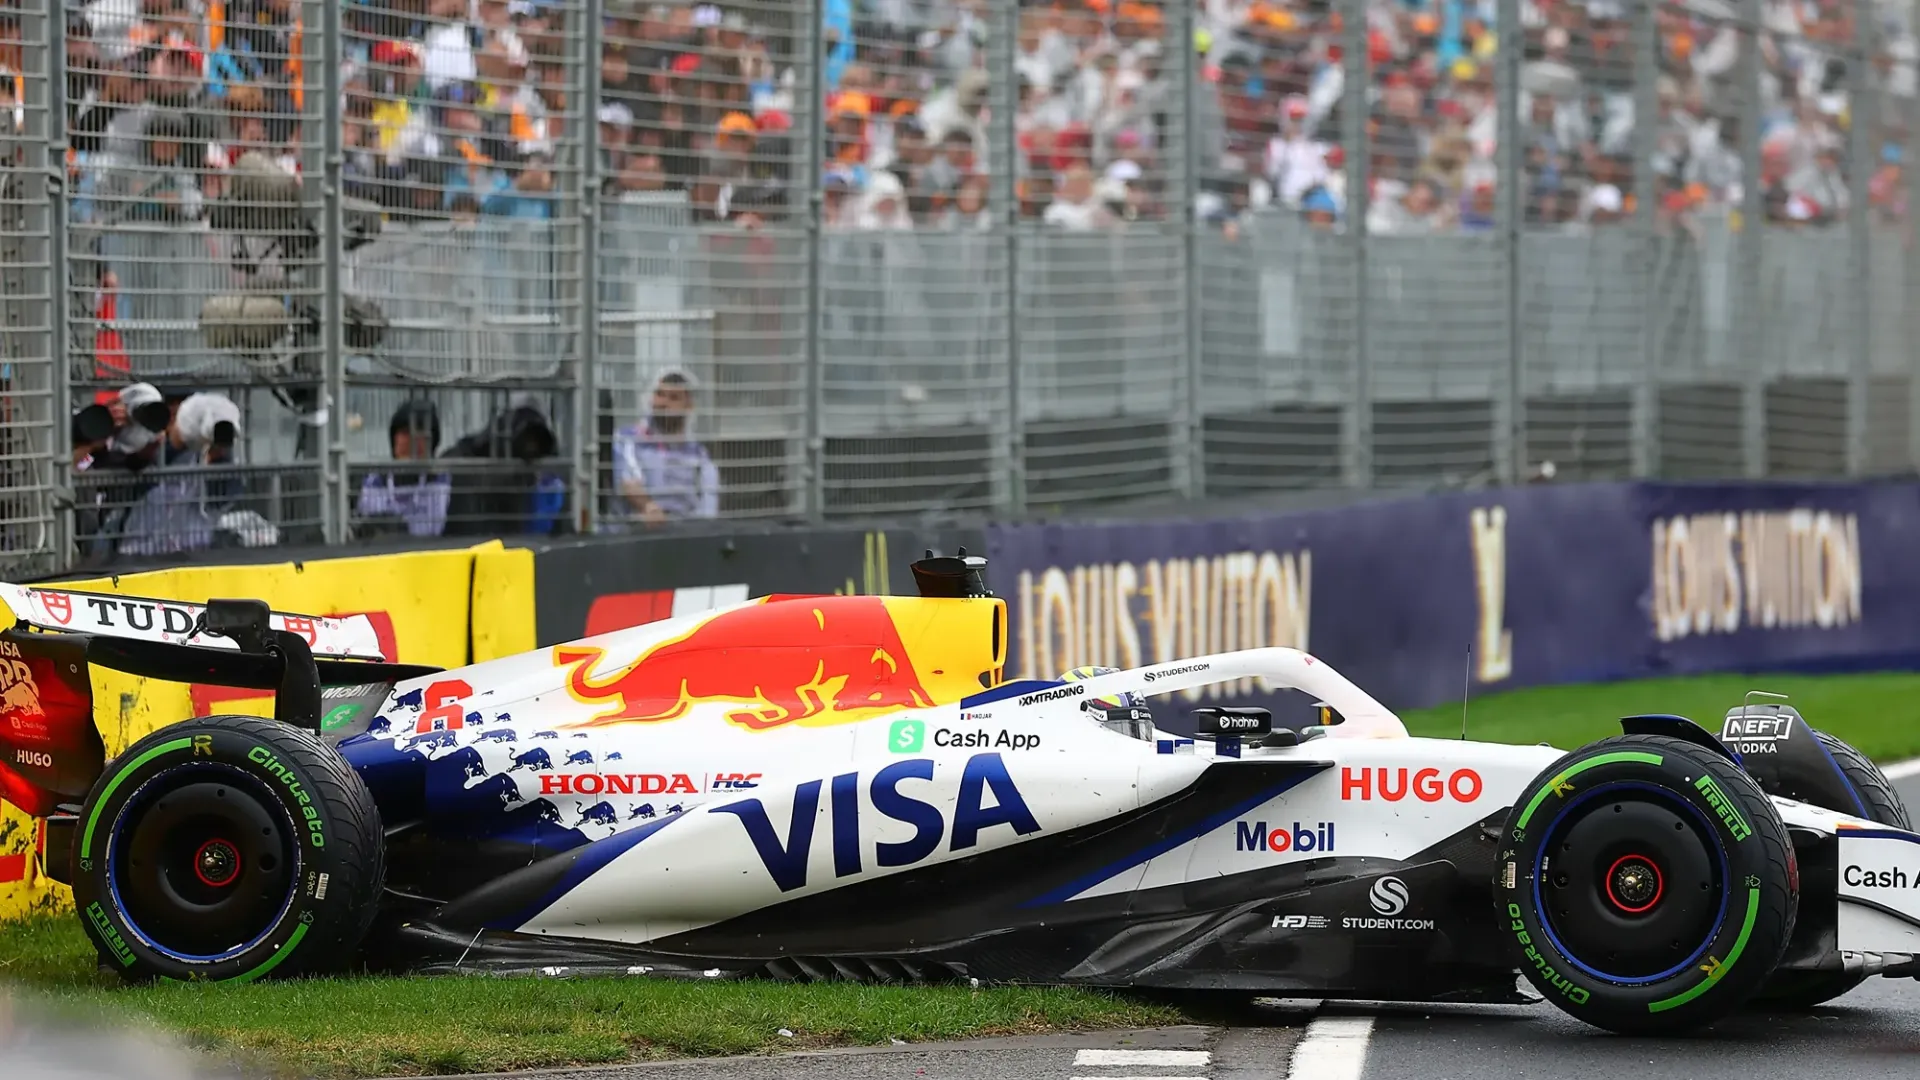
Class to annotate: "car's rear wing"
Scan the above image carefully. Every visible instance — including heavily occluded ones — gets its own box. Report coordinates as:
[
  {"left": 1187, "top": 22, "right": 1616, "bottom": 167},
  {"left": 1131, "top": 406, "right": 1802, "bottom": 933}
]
[
  {"left": 0, "top": 582, "right": 389, "bottom": 661},
  {"left": 0, "top": 584, "right": 442, "bottom": 825}
]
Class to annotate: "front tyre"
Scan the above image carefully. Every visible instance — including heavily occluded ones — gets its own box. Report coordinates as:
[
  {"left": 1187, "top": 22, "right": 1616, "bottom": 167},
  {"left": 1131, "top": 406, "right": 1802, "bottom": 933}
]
[
  {"left": 72, "top": 715, "right": 385, "bottom": 983},
  {"left": 1494, "top": 734, "right": 1797, "bottom": 1034}
]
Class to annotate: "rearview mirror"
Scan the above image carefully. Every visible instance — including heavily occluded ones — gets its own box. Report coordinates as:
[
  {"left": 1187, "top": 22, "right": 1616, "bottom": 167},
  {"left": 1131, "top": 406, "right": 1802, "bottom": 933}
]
[
  {"left": 1192, "top": 707, "right": 1272, "bottom": 736},
  {"left": 1313, "top": 702, "right": 1346, "bottom": 727}
]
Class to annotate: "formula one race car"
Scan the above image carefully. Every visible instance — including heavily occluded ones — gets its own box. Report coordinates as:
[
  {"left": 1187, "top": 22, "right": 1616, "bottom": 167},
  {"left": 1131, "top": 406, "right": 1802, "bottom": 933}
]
[{"left": 2, "top": 553, "right": 1917, "bottom": 1035}]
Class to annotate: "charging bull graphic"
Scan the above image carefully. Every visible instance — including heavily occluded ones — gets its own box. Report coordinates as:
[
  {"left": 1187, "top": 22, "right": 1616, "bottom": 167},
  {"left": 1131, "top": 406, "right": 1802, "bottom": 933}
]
[
  {"left": 2, "top": 679, "right": 38, "bottom": 718},
  {"left": 407, "top": 729, "right": 458, "bottom": 752},
  {"left": 511, "top": 746, "right": 553, "bottom": 772},
  {"left": 577, "top": 801, "right": 620, "bottom": 827},
  {"left": 555, "top": 596, "right": 937, "bottom": 730}
]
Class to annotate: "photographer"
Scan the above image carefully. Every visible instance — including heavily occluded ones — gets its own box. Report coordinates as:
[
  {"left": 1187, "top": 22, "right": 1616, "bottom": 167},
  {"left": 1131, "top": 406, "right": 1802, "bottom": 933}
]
[{"left": 440, "top": 397, "right": 569, "bottom": 537}]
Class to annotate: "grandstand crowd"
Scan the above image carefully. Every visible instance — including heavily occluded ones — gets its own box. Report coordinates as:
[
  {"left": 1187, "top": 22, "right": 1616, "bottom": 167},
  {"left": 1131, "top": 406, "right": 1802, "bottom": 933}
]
[
  {"left": 11, "top": 0, "right": 1911, "bottom": 242},
  {"left": 3, "top": 0, "right": 1915, "bottom": 562}
]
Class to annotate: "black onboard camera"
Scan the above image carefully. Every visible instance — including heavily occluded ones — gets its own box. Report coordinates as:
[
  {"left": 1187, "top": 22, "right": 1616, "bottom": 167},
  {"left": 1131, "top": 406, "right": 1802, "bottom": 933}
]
[
  {"left": 911, "top": 547, "right": 992, "bottom": 598},
  {"left": 1192, "top": 702, "right": 1346, "bottom": 748},
  {"left": 190, "top": 599, "right": 327, "bottom": 733},
  {"left": 910, "top": 547, "right": 1000, "bottom": 689}
]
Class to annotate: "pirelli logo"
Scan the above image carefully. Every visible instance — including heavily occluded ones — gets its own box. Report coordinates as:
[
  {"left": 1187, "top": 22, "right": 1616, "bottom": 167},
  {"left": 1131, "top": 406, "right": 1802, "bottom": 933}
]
[{"left": 1694, "top": 776, "right": 1752, "bottom": 842}]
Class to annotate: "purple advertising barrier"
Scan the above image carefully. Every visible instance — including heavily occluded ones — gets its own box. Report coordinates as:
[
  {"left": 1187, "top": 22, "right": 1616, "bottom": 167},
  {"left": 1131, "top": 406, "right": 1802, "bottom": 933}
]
[
  {"left": 986, "top": 481, "right": 1920, "bottom": 727},
  {"left": 1631, "top": 481, "right": 1920, "bottom": 678}
]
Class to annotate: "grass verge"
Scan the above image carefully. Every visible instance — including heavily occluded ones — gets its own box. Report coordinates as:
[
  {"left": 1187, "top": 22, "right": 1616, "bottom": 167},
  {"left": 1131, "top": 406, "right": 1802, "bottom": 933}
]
[
  {"left": 0, "top": 917, "right": 1179, "bottom": 1078},
  {"left": 5, "top": 671, "right": 1916, "bottom": 1077},
  {"left": 1398, "top": 671, "right": 1920, "bottom": 763}
]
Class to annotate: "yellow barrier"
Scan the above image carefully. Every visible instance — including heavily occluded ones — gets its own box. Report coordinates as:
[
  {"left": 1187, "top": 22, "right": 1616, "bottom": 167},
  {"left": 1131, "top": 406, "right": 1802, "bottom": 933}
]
[{"left": 0, "top": 541, "right": 536, "bottom": 922}]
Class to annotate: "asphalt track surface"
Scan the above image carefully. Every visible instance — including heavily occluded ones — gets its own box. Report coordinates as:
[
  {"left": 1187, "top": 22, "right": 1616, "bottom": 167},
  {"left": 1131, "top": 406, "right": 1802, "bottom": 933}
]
[{"left": 9, "top": 777, "right": 1920, "bottom": 1080}]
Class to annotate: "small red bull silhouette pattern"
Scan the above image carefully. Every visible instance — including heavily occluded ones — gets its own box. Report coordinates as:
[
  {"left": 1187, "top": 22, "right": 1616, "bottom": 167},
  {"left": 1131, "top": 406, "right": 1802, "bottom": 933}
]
[{"left": 556, "top": 596, "right": 937, "bottom": 730}]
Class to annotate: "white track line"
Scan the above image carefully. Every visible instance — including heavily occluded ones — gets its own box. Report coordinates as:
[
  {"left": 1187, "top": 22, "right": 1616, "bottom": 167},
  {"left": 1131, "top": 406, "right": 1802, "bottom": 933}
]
[
  {"left": 1074, "top": 1050, "right": 1211, "bottom": 1068},
  {"left": 1882, "top": 756, "right": 1920, "bottom": 781},
  {"left": 1285, "top": 1016, "right": 1373, "bottom": 1080}
]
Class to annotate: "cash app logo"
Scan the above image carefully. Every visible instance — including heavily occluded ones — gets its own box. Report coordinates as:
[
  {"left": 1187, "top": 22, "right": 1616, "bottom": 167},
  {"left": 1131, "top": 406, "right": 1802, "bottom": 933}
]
[{"left": 889, "top": 719, "right": 926, "bottom": 754}]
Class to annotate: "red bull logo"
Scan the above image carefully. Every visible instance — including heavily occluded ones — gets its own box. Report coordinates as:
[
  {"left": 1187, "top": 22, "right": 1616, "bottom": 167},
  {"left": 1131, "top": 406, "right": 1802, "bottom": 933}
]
[{"left": 556, "top": 596, "right": 938, "bottom": 731}]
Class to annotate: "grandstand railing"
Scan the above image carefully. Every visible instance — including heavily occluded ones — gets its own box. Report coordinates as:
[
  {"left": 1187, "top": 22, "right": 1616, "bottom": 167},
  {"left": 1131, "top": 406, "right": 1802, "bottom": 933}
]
[{"left": 1, "top": 0, "right": 1915, "bottom": 575}]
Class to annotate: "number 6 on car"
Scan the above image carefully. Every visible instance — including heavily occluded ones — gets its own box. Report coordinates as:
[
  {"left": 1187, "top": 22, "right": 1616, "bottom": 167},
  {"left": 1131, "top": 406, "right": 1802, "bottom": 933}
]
[{"left": 0, "top": 562, "right": 1914, "bottom": 1034}]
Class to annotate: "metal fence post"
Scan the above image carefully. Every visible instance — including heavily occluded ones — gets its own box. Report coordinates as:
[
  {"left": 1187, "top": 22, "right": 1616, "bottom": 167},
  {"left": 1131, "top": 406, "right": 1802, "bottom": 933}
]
[
  {"left": 1910, "top": 72, "right": 1920, "bottom": 474},
  {"left": 1845, "top": 7, "right": 1873, "bottom": 477},
  {"left": 1631, "top": 0, "right": 1660, "bottom": 478},
  {"left": 576, "top": 0, "right": 604, "bottom": 533},
  {"left": 1495, "top": 0, "right": 1524, "bottom": 485},
  {"left": 802, "top": 0, "right": 826, "bottom": 523},
  {"left": 997, "top": 0, "right": 1025, "bottom": 519},
  {"left": 10, "top": 0, "right": 68, "bottom": 575},
  {"left": 1178, "top": 0, "right": 1203, "bottom": 500},
  {"left": 1341, "top": 0, "right": 1371, "bottom": 490},
  {"left": 1737, "top": 0, "right": 1766, "bottom": 477},
  {"left": 317, "top": 0, "right": 347, "bottom": 543},
  {"left": 43, "top": 0, "right": 72, "bottom": 570},
  {"left": 49, "top": 0, "right": 71, "bottom": 571}
]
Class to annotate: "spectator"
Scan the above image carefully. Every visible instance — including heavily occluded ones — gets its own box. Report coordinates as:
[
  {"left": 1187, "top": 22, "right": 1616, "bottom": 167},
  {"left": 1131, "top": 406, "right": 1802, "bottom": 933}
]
[
  {"left": 611, "top": 369, "right": 719, "bottom": 528},
  {"left": 107, "top": 382, "right": 175, "bottom": 465},
  {"left": 919, "top": 69, "right": 990, "bottom": 165},
  {"left": 170, "top": 392, "right": 242, "bottom": 466},
  {"left": 356, "top": 399, "right": 451, "bottom": 539},
  {"left": 130, "top": 111, "right": 204, "bottom": 222},
  {"left": 1300, "top": 185, "right": 1340, "bottom": 230},
  {"left": 1044, "top": 165, "right": 1115, "bottom": 230},
  {"left": 1198, "top": 171, "right": 1254, "bottom": 239},
  {"left": 70, "top": 402, "right": 118, "bottom": 470},
  {"left": 484, "top": 152, "right": 557, "bottom": 219},
  {"left": 853, "top": 169, "right": 914, "bottom": 231},
  {"left": 81, "top": 385, "right": 273, "bottom": 560},
  {"left": 919, "top": 128, "right": 978, "bottom": 219},
  {"left": 697, "top": 110, "right": 761, "bottom": 222},
  {"left": 822, "top": 170, "right": 858, "bottom": 228},
  {"left": 938, "top": 173, "right": 992, "bottom": 231},
  {"left": 880, "top": 112, "right": 930, "bottom": 190},
  {"left": 1870, "top": 143, "right": 1906, "bottom": 223},
  {"left": 441, "top": 397, "right": 566, "bottom": 537},
  {"left": 611, "top": 149, "right": 669, "bottom": 196},
  {"left": 1264, "top": 95, "right": 1329, "bottom": 209},
  {"left": 1369, "top": 177, "right": 1447, "bottom": 235}
]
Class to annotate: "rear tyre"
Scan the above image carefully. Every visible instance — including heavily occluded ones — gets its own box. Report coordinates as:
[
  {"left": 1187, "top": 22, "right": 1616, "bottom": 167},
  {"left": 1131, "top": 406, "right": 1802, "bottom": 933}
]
[
  {"left": 1494, "top": 734, "right": 1798, "bottom": 1034},
  {"left": 1750, "top": 730, "right": 1910, "bottom": 1010},
  {"left": 1810, "top": 730, "right": 1910, "bottom": 828},
  {"left": 71, "top": 714, "right": 385, "bottom": 983}
]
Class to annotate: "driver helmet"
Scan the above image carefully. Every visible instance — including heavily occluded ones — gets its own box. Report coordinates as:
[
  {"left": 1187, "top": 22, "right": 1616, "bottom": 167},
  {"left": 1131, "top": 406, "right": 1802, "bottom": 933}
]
[{"left": 1059, "top": 665, "right": 1156, "bottom": 740}]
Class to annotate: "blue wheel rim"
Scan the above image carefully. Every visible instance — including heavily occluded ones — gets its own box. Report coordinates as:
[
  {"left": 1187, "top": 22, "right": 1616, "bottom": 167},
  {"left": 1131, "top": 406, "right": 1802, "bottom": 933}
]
[
  {"left": 105, "top": 762, "right": 303, "bottom": 965},
  {"left": 1531, "top": 780, "right": 1730, "bottom": 986}
]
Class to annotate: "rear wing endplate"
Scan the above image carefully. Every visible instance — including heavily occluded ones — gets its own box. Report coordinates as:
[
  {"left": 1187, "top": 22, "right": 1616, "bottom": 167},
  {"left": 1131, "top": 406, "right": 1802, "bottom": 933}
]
[{"left": 0, "top": 583, "right": 389, "bottom": 661}]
